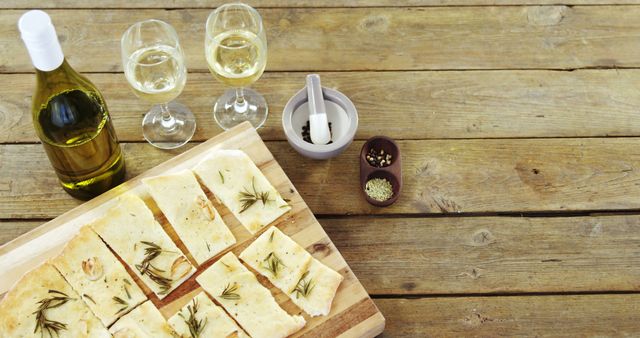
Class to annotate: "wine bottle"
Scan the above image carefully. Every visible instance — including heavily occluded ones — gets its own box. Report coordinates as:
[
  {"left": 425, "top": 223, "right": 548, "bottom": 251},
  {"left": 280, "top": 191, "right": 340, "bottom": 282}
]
[{"left": 18, "top": 10, "right": 125, "bottom": 200}]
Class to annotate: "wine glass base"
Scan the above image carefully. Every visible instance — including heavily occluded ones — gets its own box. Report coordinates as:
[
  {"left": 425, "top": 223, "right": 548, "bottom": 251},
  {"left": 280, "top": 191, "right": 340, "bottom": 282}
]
[
  {"left": 213, "top": 88, "right": 268, "bottom": 130},
  {"left": 142, "top": 101, "right": 196, "bottom": 149}
]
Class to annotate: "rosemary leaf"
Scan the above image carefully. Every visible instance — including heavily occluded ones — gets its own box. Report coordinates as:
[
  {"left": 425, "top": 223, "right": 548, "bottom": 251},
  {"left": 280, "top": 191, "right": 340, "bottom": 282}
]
[
  {"left": 136, "top": 241, "right": 174, "bottom": 294},
  {"left": 113, "top": 296, "right": 127, "bottom": 305},
  {"left": 33, "top": 290, "right": 72, "bottom": 336},
  {"left": 220, "top": 283, "right": 241, "bottom": 300},
  {"left": 179, "top": 298, "right": 207, "bottom": 338},
  {"left": 124, "top": 283, "right": 131, "bottom": 299},
  {"left": 291, "top": 271, "right": 315, "bottom": 299},
  {"left": 218, "top": 170, "right": 225, "bottom": 184},
  {"left": 262, "top": 252, "right": 285, "bottom": 278},
  {"left": 83, "top": 294, "right": 96, "bottom": 304},
  {"left": 238, "top": 177, "right": 273, "bottom": 213}
]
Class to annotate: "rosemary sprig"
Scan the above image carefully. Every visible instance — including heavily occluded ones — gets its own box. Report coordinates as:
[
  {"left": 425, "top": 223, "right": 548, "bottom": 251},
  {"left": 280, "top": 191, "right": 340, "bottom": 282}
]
[
  {"left": 262, "top": 252, "right": 285, "bottom": 278},
  {"left": 238, "top": 177, "right": 273, "bottom": 213},
  {"left": 140, "top": 241, "right": 176, "bottom": 263},
  {"left": 291, "top": 271, "right": 315, "bottom": 299},
  {"left": 178, "top": 298, "right": 207, "bottom": 338},
  {"left": 135, "top": 241, "right": 174, "bottom": 294},
  {"left": 113, "top": 296, "right": 129, "bottom": 315},
  {"left": 135, "top": 262, "right": 172, "bottom": 294},
  {"left": 33, "top": 289, "right": 72, "bottom": 337},
  {"left": 218, "top": 170, "right": 225, "bottom": 184},
  {"left": 220, "top": 283, "right": 240, "bottom": 300}
]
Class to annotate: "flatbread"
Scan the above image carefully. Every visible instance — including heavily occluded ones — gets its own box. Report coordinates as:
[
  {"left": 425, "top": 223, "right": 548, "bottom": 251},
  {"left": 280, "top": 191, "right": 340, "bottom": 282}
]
[
  {"left": 240, "top": 227, "right": 343, "bottom": 317},
  {"left": 0, "top": 263, "right": 110, "bottom": 337},
  {"left": 288, "top": 258, "right": 344, "bottom": 317},
  {"left": 239, "top": 226, "right": 312, "bottom": 293},
  {"left": 193, "top": 149, "right": 290, "bottom": 234},
  {"left": 196, "top": 252, "right": 306, "bottom": 338},
  {"left": 143, "top": 170, "right": 236, "bottom": 265},
  {"left": 91, "top": 193, "right": 195, "bottom": 299},
  {"left": 110, "top": 301, "right": 176, "bottom": 338},
  {"left": 168, "top": 292, "right": 248, "bottom": 338},
  {"left": 51, "top": 226, "right": 147, "bottom": 327}
]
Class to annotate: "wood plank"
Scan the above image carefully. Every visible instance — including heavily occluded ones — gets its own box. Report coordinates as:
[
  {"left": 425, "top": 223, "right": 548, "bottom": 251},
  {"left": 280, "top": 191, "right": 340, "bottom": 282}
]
[
  {"left": 0, "top": 221, "right": 41, "bottom": 245},
  {"left": 326, "top": 215, "right": 640, "bottom": 294},
  {"left": 4, "top": 69, "right": 640, "bottom": 143},
  {"left": 2, "top": 138, "right": 640, "bottom": 218},
  {"left": 5, "top": 215, "right": 640, "bottom": 295},
  {"left": 5, "top": 1, "right": 640, "bottom": 9},
  {"left": 3, "top": 6, "right": 640, "bottom": 72},
  {"left": 375, "top": 294, "right": 640, "bottom": 337},
  {"left": 0, "top": 122, "right": 385, "bottom": 337}
]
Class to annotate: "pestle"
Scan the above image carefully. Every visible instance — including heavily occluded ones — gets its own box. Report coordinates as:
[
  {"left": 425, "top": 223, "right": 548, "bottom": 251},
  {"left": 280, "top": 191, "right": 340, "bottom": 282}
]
[{"left": 306, "top": 74, "right": 332, "bottom": 145}]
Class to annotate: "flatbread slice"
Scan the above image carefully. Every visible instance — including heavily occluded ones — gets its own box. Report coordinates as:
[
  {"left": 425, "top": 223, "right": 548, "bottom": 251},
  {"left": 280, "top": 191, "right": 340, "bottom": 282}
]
[
  {"left": 51, "top": 226, "right": 147, "bottom": 327},
  {"left": 239, "top": 226, "right": 312, "bottom": 293},
  {"left": 91, "top": 193, "right": 196, "bottom": 299},
  {"left": 196, "top": 252, "right": 306, "bottom": 338},
  {"left": 110, "top": 300, "right": 176, "bottom": 338},
  {"left": 143, "top": 170, "right": 236, "bottom": 265},
  {"left": 193, "top": 149, "right": 291, "bottom": 234},
  {"left": 240, "top": 227, "right": 343, "bottom": 317},
  {"left": 168, "top": 292, "right": 248, "bottom": 338},
  {"left": 0, "top": 263, "right": 110, "bottom": 337},
  {"left": 289, "top": 258, "right": 344, "bottom": 317}
]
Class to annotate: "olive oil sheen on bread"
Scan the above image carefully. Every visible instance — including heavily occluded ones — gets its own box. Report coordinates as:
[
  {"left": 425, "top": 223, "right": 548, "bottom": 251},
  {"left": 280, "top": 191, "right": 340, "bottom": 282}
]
[{"left": 19, "top": 10, "right": 125, "bottom": 200}]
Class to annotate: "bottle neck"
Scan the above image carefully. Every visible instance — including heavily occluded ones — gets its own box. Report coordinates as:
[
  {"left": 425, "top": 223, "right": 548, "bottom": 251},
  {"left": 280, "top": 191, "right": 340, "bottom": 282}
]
[{"left": 36, "top": 59, "right": 72, "bottom": 82}]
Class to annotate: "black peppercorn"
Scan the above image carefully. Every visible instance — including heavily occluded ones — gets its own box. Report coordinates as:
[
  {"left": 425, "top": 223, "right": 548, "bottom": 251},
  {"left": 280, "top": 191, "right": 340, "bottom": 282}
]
[{"left": 301, "top": 120, "right": 333, "bottom": 144}]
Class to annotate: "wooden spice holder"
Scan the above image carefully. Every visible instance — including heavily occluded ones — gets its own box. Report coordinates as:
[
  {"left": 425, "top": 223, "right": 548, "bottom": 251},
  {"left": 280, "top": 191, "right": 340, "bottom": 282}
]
[{"left": 359, "top": 136, "right": 402, "bottom": 207}]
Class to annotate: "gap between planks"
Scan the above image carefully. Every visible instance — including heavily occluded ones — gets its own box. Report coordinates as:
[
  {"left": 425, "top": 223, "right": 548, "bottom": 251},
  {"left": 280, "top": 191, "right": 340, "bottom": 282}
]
[{"left": 1, "top": 66, "right": 639, "bottom": 75}]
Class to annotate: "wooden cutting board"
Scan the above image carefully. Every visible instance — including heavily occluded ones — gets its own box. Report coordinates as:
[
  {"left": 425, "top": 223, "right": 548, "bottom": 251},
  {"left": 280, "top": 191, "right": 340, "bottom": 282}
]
[{"left": 0, "top": 121, "right": 385, "bottom": 338}]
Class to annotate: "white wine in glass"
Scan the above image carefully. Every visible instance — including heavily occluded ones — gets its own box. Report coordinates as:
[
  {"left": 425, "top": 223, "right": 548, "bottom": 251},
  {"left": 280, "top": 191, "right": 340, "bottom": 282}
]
[
  {"left": 121, "top": 19, "right": 195, "bottom": 149},
  {"left": 206, "top": 3, "right": 268, "bottom": 130},
  {"left": 126, "top": 44, "right": 186, "bottom": 103}
]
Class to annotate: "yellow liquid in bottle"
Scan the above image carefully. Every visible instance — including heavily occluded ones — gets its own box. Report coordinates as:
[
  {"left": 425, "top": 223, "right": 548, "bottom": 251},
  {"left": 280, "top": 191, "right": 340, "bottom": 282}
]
[{"left": 36, "top": 88, "right": 125, "bottom": 200}]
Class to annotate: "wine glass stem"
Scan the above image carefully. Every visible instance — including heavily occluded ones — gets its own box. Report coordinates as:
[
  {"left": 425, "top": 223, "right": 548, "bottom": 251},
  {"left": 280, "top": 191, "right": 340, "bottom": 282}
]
[
  {"left": 234, "top": 87, "right": 249, "bottom": 114},
  {"left": 159, "top": 102, "right": 177, "bottom": 131}
]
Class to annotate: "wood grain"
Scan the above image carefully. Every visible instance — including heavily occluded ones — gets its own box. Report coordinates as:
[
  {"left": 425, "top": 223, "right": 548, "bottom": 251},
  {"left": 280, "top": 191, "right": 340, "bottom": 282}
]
[
  {"left": 326, "top": 215, "right": 640, "bottom": 294},
  {"left": 0, "top": 221, "right": 41, "bottom": 245},
  {"left": 5, "top": 1, "right": 640, "bottom": 9},
  {"left": 2, "top": 138, "right": 640, "bottom": 218},
  {"left": 4, "top": 69, "right": 640, "bottom": 143},
  {"left": 4, "top": 6, "right": 640, "bottom": 72},
  {"left": 5, "top": 215, "right": 640, "bottom": 296},
  {"left": 375, "top": 294, "right": 640, "bottom": 337},
  {"left": 0, "top": 122, "right": 384, "bottom": 337}
]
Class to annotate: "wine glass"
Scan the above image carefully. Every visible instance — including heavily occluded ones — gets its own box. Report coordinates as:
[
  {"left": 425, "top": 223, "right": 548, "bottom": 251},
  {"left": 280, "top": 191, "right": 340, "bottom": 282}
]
[
  {"left": 121, "top": 19, "right": 196, "bottom": 149},
  {"left": 205, "top": 3, "right": 268, "bottom": 130}
]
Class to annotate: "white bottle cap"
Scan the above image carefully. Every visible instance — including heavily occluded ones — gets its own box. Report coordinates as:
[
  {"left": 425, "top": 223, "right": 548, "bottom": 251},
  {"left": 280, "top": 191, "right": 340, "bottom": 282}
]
[{"left": 18, "top": 10, "right": 64, "bottom": 72}]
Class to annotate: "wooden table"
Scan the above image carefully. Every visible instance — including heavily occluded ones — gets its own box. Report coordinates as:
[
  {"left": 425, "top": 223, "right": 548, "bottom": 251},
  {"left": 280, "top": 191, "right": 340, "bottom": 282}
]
[{"left": 2, "top": 1, "right": 640, "bottom": 336}]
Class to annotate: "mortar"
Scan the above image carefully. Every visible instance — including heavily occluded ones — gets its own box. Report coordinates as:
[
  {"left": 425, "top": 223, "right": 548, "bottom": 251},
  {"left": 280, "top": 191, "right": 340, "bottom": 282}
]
[{"left": 282, "top": 86, "right": 358, "bottom": 160}]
